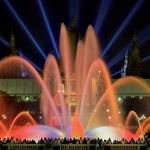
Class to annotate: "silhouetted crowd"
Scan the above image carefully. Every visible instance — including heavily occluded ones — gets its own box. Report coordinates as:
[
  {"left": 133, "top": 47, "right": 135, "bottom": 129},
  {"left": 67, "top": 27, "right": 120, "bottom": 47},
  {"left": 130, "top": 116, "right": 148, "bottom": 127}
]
[{"left": 0, "top": 131, "right": 149, "bottom": 145}]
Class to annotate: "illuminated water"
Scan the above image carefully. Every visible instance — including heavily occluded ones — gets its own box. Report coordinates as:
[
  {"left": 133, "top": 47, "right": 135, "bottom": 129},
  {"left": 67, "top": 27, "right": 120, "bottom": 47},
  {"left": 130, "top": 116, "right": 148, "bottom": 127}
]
[{"left": 0, "top": 24, "right": 150, "bottom": 141}]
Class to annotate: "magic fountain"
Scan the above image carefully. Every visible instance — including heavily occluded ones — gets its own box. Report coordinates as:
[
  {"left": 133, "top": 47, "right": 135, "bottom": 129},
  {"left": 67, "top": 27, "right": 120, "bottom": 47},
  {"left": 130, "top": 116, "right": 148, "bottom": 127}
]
[{"left": 0, "top": 24, "right": 150, "bottom": 141}]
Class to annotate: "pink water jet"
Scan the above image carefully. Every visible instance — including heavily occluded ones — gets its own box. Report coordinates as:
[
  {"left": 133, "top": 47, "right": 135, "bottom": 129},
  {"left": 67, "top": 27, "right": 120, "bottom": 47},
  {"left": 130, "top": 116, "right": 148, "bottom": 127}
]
[
  {"left": 43, "top": 54, "right": 68, "bottom": 129},
  {"left": 59, "top": 23, "right": 74, "bottom": 105},
  {"left": 80, "top": 58, "right": 121, "bottom": 129},
  {"left": 82, "top": 25, "right": 100, "bottom": 87},
  {"left": 75, "top": 40, "right": 84, "bottom": 109}
]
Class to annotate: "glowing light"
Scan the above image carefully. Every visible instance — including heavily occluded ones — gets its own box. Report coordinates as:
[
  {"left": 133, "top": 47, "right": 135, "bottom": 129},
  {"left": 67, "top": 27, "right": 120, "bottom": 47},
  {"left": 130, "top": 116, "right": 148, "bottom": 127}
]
[
  {"left": 139, "top": 114, "right": 146, "bottom": 121},
  {"left": 106, "top": 109, "right": 110, "bottom": 112},
  {"left": 102, "top": 0, "right": 144, "bottom": 57},
  {"left": 86, "top": 127, "right": 123, "bottom": 141},
  {"left": 25, "top": 96, "right": 30, "bottom": 101},
  {"left": 3, "top": 0, "right": 46, "bottom": 59},
  {"left": 108, "top": 116, "right": 112, "bottom": 120},
  {"left": 139, "top": 96, "right": 143, "bottom": 100},
  {"left": 118, "top": 111, "right": 121, "bottom": 114},
  {"left": 94, "top": 0, "right": 112, "bottom": 34},
  {"left": 118, "top": 97, "right": 123, "bottom": 103},
  {"left": 39, "top": 116, "right": 43, "bottom": 120},
  {"left": 2, "top": 114, "right": 7, "bottom": 120},
  {"left": 37, "top": 0, "right": 59, "bottom": 58}
]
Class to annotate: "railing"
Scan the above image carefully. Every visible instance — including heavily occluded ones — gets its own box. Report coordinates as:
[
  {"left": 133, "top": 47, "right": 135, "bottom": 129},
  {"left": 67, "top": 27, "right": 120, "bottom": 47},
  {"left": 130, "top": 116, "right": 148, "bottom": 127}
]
[
  {"left": 53, "top": 144, "right": 96, "bottom": 150},
  {"left": 104, "top": 144, "right": 147, "bottom": 150},
  {"left": 0, "top": 144, "right": 148, "bottom": 150},
  {"left": 0, "top": 144, "right": 44, "bottom": 150},
  {"left": 0, "top": 144, "right": 96, "bottom": 150}
]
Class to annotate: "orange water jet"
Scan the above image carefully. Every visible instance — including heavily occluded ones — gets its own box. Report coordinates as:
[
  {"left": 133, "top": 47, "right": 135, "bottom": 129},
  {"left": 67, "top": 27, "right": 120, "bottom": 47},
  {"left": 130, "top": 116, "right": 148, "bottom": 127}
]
[
  {"left": 7, "top": 111, "right": 36, "bottom": 137},
  {"left": 124, "top": 111, "right": 143, "bottom": 139}
]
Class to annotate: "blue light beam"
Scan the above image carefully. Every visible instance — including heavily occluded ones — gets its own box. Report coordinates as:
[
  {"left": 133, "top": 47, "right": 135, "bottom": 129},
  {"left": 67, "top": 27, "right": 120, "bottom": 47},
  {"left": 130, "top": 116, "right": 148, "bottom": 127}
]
[
  {"left": 142, "top": 55, "right": 150, "bottom": 62},
  {"left": 137, "top": 25, "right": 150, "bottom": 45},
  {"left": 38, "top": 0, "right": 60, "bottom": 58},
  {"left": 0, "top": 36, "right": 42, "bottom": 71},
  {"left": 111, "top": 70, "right": 122, "bottom": 77},
  {"left": 19, "top": 50, "right": 42, "bottom": 71},
  {"left": 108, "top": 26, "right": 150, "bottom": 68},
  {"left": 0, "top": 37, "right": 9, "bottom": 47},
  {"left": 2, "top": 0, "right": 46, "bottom": 59},
  {"left": 70, "top": 0, "right": 79, "bottom": 19},
  {"left": 111, "top": 54, "right": 150, "bottom": 78},
  {"left": 94, "top": 0, "right": 112, "bottom": 34},
  {"left": 108, "top": 47, "right": 128, "bottom": 68},
  {"left": 69, "top": 0, "right": 80, "bottom": 27},
  {"left": 102, "top": 0, "right": 144, "bottom": 57}
]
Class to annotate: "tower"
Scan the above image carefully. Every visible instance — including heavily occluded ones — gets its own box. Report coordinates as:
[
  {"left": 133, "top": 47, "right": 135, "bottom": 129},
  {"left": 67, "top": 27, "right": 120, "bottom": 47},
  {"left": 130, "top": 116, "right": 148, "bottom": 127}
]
[
  {"left": 10, "top": 30, "right": 18, "bottom": 55},
  {"left": 70, "top": 17, "right": 77, "bottom": 30},
  {"left": 69, "top": 17, "right": 82, "bottom": 60},
  {"left": 126, "top": 32, "right": 142, "bottom": 76},
  {"left": 10, "top": 30, "right": 26, "bottom": 77}
]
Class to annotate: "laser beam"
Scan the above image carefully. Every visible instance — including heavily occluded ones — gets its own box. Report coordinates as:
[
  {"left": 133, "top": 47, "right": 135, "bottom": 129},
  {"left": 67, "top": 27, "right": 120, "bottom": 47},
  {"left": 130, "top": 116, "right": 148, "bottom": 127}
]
[
  {"left": 0, "top": 36, "right": 42, "bottom": 71},
  {"left": 2, "top": 0, "right": 46, "bottom": 59},
  {"left": 94, "top": 0, "right": 112, "bottom": 34},
  {"left": 137, "top": 25, "right": 150, "bottom": 45},
  {"left": 108, "top": 47, "right": 128, "bottom": 68},
  {"left": 19, "top": 50, "right": 42, "bottom": 71},
  {"left": 142, "top": 55, "right": 150, "bottom": 62},
  {"left": 108, "top": 26, "right": 150, "bottom": 69},
  {"left": 37, "top": 0, "right": 59, "bottom": 58},
  {"left": 102, "top": 0, "right": 144, "bottom": 57},
  {"left": 69, "top": 0, "right": 79, "bottom": 19},
  {"left": 111, "top": 55, "right": 150, "bottom": 78},
  {"left": 111, "top": 70, "right": 122, "bottom": 77},
  {"left": 0, "top": 37, "right": 9, "bottom": 47}
]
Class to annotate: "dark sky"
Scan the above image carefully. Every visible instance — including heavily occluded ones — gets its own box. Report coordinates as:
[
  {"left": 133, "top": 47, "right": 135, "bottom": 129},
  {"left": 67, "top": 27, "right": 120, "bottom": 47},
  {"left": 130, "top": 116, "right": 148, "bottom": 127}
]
[{"left": 0, "top": 0, "right": 149, "bottom": 77}]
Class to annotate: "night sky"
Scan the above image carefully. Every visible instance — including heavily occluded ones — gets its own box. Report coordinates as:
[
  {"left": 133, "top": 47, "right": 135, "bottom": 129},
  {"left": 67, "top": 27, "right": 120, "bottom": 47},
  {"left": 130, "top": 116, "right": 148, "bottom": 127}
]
[{"left": 0, "top": 0, "right": 149, "bottom": 77}]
